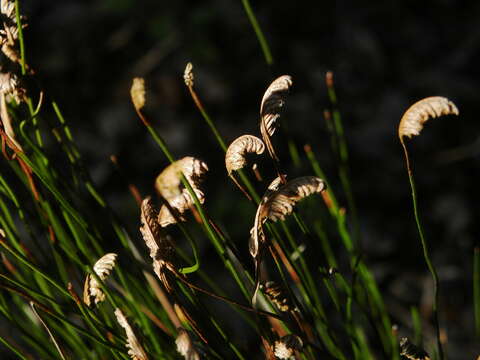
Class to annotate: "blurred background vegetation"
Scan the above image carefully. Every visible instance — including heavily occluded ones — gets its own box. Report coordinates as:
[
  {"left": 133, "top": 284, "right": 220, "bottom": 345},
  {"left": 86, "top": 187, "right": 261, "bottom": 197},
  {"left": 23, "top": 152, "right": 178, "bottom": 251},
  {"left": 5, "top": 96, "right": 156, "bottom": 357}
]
[{"left": 9, "top": 0, "right": 480, "bottom": 357}]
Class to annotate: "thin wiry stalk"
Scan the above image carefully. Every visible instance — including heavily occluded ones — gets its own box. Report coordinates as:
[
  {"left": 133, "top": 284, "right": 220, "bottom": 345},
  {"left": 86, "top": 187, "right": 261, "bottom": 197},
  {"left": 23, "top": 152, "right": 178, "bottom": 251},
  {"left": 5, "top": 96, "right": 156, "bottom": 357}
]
[
  {"left": 0, "top": 334, "right": 29, "bottom": 360},
  {"left": 14, "top": 0, "right": 26, "bottom": 75},
  {"left": 239, "top": 0, "right": 273, "bottom": 65},
  {"left": 184, "top": 64, "right": 261, "bottom": 203},
  {"left": 325, "top": 72, "right": 360, "bottom": 247},
  {"left": 30, "top": 302, "right": 67, "bottom": 360},
  {"left": 400, "top": 141, "right": 443, "bottom": 360}
]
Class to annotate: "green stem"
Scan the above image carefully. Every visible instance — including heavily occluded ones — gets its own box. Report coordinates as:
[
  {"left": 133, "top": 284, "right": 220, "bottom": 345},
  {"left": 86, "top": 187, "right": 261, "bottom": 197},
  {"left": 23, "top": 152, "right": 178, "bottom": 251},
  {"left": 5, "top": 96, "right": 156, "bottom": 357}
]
[
  {"left": 14, "top": 0, "right": 26, "bottom": 75},
  {"left": 0, "top": 334, "right": 29, "bottom": 360},
  {"left": 240, "top": 0, "right": 273, "bottom": 65},
  {"left": 326, "top": 74, "right": 360, "bottom": 247},
  {"left": 186, "top": 85, "right": 260, "bottom": 203},
  {"left": 401, "top": 141, "right": 443, "bottom": 360}
]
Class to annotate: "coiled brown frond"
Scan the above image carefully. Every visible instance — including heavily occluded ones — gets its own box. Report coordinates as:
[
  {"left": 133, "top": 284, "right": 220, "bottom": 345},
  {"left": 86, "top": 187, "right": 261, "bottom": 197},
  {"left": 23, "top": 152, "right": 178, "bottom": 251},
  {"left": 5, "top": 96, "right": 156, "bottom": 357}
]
[
  {"left": 83, "top": 253, "right": 117, "bottom": 306},
  {"left": 400, "top": 338, "right": 431, "bottom": 360},
  {"left": 261, "top": 176, "right": 326, "bottom": 222},
  {"left": 155, "top": 157, "right": 208, "bottom": 227},
  {"left": 155, "top": 157, "right": 208, "bottom": 201},
  {"left": 273, "top": 334, "right": 303, "bottom": 359},
  {"left": 140, "top": 197, "right": 176, "bottom": 291},
  {"left": 140, "top": 197, "right": 163, "bottom": 258},
  {"left": 398, "top": 96, "right": 459, "bottom": 141},
  {"left": 225, "top": 135, "right": 265, "bottom": 175},
  {"left": 157, "top": 190, "right": 203, "bottom": 227},
  {"left": 260, "top": 75, "right": 293, "bottom": 161},
  {"left": 114, "top": 308, "right": 149, "bottom": 360},
  {"left": 249, "top": 175, "right": 288, "bottom": 260}
]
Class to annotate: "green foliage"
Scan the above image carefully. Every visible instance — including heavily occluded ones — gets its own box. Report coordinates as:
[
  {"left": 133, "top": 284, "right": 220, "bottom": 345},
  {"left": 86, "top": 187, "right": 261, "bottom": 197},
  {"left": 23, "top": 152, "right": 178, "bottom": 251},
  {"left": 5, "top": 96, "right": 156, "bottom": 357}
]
[{"left": 0, "top": 1, "right": 472, "bottom": 360}]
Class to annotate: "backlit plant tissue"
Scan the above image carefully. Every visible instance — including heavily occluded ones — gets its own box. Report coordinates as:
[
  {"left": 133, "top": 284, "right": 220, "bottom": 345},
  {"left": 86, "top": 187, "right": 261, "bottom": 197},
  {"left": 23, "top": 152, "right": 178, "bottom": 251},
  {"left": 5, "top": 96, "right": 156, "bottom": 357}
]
[{"left": 0, "top": 1, "right": 476, "bottom": 359}]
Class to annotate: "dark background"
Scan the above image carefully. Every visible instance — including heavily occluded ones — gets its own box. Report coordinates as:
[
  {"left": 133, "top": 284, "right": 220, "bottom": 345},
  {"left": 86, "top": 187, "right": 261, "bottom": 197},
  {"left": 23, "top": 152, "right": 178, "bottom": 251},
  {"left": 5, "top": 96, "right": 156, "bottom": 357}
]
[{"left": 15, "top": 0, "right": 480, "bottom": 358}]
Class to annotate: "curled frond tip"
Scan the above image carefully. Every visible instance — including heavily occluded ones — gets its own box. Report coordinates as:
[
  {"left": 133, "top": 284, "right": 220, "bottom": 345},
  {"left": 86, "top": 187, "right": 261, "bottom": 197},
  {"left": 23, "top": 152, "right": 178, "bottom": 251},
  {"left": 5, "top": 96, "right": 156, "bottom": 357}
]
[
  {"left": 398, "top": 96, "right": 459, "bottom": 141},
  {"left": 225, "top": 134, "right": 265, "bottom": 175}
]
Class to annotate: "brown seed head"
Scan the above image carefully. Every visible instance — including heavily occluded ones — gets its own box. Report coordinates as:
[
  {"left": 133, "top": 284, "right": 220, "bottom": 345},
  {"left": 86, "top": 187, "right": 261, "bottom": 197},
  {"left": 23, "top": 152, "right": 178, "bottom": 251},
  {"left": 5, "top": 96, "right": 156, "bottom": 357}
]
[{"left": 183, "top": 62, "right": 194, "bottom": 87}]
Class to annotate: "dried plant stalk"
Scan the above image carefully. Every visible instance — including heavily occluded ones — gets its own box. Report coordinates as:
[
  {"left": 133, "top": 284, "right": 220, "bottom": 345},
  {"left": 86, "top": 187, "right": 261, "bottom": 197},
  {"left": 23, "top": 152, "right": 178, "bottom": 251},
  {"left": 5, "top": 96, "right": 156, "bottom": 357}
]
[
  {"left": 114, "top": 308, "right": 149, "bottom": 360},
  {"left": 83, "top": 253, "right": 117, "bottom": 306},
  {"left": 260, "top": 75, "right": 293, "bottom": 161},
  {"left": 30, "top": 302, "right": 67, "bottom": 360},
  {"left": 398, "top": 96, "right": 459, "bottom": 142},
  {"left": 225, "top": 135, "right": 265, "bottom": 175}
]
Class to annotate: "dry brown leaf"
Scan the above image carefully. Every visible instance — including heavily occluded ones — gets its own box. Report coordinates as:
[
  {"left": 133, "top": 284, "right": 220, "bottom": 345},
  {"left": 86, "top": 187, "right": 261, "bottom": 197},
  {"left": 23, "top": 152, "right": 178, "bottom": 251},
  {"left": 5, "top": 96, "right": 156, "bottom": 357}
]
[
  {"left": 115, "top": 308, "right": 149, "bottom": 360},
  {"left": 225, "top": 134, "right": 265, "bottom": 175},
  {"left": 155, "top": 157, "right": 208, "bottom": 227},
  {"left": 83, "top": 253, "right": 117, "bottom": 306},
  {"left": 157, "top": 191, "right": 203, "bottom": 227},
  {"left": 140, "top": 197, "right": 175, "bottom": 291},
  {"left": 250, "top": 176, "right": 325, "bottom": 278},
  {"left": 261, "top": 176, "right": 326, "bottom": 222},
  {"left": 130, "top": 78, "right": 146, "bottom": 112},
  {"left": 155, "top": 156, "right": 208, "bottom": 202},
  {"left": 260, "top": 75, "right": 293, "bottom": 161},
  {"left": 139, "top": 197, "right": 164, "bottom": 258},
  {"left": 398, "top": 96, "right": 459, "bottom": 141},
  {"left": 249, "top": 175, "right": 286, "bottom": 260}
]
